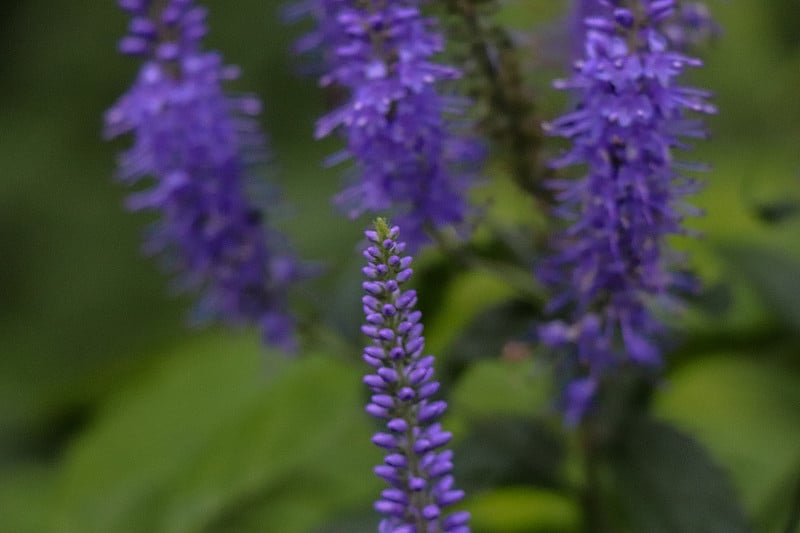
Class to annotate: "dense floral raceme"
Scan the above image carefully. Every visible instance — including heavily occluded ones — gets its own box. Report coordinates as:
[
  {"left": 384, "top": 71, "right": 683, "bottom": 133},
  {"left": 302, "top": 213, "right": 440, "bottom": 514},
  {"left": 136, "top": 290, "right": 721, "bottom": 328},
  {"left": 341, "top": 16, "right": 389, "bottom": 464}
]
[
  {"left": 540, "top": 0, "right": 716, "bottom": 424},
  {"left": 105, "top": 0, "right": 299, "bottom": 349},
  {"left": 361, "top": 220, "right": 470, "bottom": 533},
  {"left": 301, "top": 1, "right": 483, "bottom": 249},
  {"left": 661, "top": 1, "right": 720, "bottom": 50},
  {"left": 569, "top": 0, "right": 717, "bottom": 61}
]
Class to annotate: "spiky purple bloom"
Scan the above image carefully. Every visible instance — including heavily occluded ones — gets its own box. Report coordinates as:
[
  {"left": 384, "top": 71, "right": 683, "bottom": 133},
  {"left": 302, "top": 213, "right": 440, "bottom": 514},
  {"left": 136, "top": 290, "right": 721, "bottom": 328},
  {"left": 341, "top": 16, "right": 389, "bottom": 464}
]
[
  {"left": 661, "top": 1, "right": 720, "bottom": 50},
  {"left": 361, "top": 220, "right": 470, "bottom": 533},
  {"left": 303, "top": 1, "right": 483, "bottom": 249},
  {"left": 540, "top": 0, "right": 716, "bottom": 423},
  {"left": 283, "top": 0, "right": 344, "bottom": 66},
  {"left": 105, "top": 0, "right": 299, "bottom": 349},
  {"left": 570, "top": 0, "right": 718, "bottom": 61}
]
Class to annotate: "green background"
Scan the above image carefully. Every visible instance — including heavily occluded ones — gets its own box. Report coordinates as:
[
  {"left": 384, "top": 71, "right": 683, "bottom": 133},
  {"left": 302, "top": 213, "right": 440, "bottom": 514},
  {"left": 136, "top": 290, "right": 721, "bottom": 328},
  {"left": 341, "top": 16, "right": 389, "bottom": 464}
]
[{"left": 1, "top": 1, "right": 799, "bottom": 531}]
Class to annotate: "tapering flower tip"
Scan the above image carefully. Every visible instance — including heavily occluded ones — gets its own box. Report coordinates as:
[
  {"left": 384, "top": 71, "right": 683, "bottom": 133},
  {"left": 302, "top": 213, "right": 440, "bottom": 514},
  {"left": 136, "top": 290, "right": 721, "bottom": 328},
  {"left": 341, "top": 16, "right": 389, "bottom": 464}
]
[
  {"left": 541, "top": 0, "right": 715, "bottom": 424},
  {"left": 662, "top": 2, "right": 720, "bottom": 50},
  {"left": 563, "top": 377, "right": 598, "bottom": 427},
  {"left": 117, "top": 0, "right": 208, "bottom": 59},
  {"left": 107, "top": 1, "right": 300, "bottom": 349},
  {"left": 361, "top": 220, "right": 470, "bottom": 532},
  {"left": 646, "top": 0, "right": 677, "bottom": 22},
  {"left": 569, "top": 0, "right": 717, "bottom": 61},
  {"left": 302, "top": 1, "right": 483, "bottom": 250}
]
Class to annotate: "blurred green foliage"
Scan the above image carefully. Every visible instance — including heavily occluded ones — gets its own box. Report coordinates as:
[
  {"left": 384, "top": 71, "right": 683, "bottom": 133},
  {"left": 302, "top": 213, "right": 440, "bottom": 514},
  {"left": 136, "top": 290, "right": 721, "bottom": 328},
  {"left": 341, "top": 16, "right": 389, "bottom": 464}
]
[{"left": 1, "top": 0, "right": 799, "bottom": 532}]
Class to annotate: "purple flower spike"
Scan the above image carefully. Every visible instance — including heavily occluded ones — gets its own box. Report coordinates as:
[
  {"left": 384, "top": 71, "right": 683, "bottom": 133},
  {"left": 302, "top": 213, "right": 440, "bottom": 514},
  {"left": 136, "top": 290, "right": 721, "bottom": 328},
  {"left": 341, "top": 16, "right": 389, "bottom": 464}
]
[
  {"left": 361, "top": 219, "right": 470, "bottom": 533},
  {"left": 662, "top": 2, "right": 721, "bottom": 50},
  {"left": 106, "top": 0, "right": 300, "bottom": 349},
  {"left": 541, "top": 0, "right": 715, "bottom": 423},
  {"left": 569, "top": 0, "right": 718, "bottom": 62},
  {"left": 301, "top": 1, "right": 484, "bottom": 250}
]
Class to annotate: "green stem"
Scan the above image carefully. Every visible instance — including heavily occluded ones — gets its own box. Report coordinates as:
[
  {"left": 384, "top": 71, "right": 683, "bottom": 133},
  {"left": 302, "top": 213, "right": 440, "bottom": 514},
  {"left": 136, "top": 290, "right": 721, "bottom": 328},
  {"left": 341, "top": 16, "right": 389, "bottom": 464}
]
[{"left": 580, "top": 421, "right": 608, "bottom": 533}]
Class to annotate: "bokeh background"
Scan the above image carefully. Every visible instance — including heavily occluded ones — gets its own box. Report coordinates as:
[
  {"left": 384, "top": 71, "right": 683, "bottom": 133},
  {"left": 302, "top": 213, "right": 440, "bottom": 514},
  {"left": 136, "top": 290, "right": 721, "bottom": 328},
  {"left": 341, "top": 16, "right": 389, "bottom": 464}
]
[{"left": 1, "top": 1, "right": 799, "bottom": 532}]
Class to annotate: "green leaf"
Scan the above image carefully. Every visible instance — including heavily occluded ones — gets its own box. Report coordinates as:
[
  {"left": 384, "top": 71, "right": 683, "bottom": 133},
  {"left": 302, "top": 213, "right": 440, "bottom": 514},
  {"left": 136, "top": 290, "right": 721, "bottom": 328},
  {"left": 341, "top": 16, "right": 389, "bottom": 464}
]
[
  {"left": 309, "top": 509, "right": 376, "bottom": 533},
  {"left": 717, "top": 243, "right": 800, "bottom": 333},
  {"left": 449, "top": 358, "right": 551, "bottom": 422},
  {"left": 466, "top": 487, "right": 579, "bottom": 533},
  {"left": 200, "top": 475, "right": 373, "bottom": 533},
  {"left": 655, "top": 355, "right": 800, "bottom": 531},
  {"left": 438, "top": 299, "right": 541, "bottom": 387},
  {"left": 0, "top": 463, "right": 56, "bottom": 533},
  {"left": 52, "top": 334, "right": 273, "bottom": 533},
  {"left": 611, "top": 417, "right": 753, "bottom": 533},
  {"left": 454, "top": 415, "right": 565, "bottom": 492},
  {"left": 424, "top": 271, "right": 518, "bottom": 358},
  {"left": 160, "top": 355, "right": 379, "bottom": 533},
  {"left": 54, "top": 335, "right": 381, "bottom": 533}
]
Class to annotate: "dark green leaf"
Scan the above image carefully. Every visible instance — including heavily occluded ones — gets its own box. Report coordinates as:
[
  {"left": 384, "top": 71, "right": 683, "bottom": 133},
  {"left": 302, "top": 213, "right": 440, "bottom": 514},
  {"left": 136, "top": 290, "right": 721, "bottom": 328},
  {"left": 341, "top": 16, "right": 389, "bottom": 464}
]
[
  {"left": 423, "top": 273, "right": 521, "bottom": 359},
  {"left": 689, "top": 281, "right": 734, "bottom": 317},
  {"left": 438, "top": 299, "right": 540, "bottom": 386},
  {"left": 717, "top": 243, "right": 800, "bottom": 334},
  {"left": 655, "top": 355, "right": 800, "bottom": 531},
  {"left": 611, "top": 417, "right": 754, "bottom": 533},
  {"left": 753, "top": 198, "right": 800, "bottom": 225},
  {"left": 454, "top": 415, "right": 565, "bottom": 492}
]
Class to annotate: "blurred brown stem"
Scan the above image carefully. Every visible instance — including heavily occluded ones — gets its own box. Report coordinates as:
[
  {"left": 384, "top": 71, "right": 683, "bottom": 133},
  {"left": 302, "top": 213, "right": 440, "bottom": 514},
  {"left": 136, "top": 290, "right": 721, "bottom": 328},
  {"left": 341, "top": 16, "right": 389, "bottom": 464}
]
[
  {"left": 445, "top": 0, "right": 552, "bottom": 206},
  {"left": 580, "top": 422, "right": 609, "bottom": 533}
]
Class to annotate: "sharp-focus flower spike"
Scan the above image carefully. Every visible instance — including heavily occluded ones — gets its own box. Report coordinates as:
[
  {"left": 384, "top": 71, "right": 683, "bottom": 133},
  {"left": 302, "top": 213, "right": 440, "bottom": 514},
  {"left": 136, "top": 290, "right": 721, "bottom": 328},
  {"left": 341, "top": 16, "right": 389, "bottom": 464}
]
[
  {"left": 296, "top": 1, "right": 484, "bottom": 250},
  {"left": 541, "top": 0, "right": 715, "bottom": 423},
  {"left": 361, "top": 219, "right": 470, "bottom": 532},
  {"left": 106, "top": 0, "right": 300, "bottom": 349}
]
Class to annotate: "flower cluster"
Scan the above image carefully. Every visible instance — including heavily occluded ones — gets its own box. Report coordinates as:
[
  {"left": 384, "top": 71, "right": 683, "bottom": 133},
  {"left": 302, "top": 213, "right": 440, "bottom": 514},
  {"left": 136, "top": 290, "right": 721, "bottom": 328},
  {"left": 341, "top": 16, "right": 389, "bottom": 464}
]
[
  {"left": 662, "top": 1, "right": 720, "bottom": 50},
  {"left": 361, "top": 220, "right": 470, "bottom": 533},
  {"left": 570, "top": 0, "right": 717, "bottom": 60},
  {"left": 283, "top": 0, "right": 345, "bottom": 68},
  {"left": 304, "top": 1, "right": 483, "bottom": 249},
  {"left": 540, "top": 0, "right": 715, "bottom": 423},
  {"left": 105, "top": 0, "right": 299, "bottom": 349}
]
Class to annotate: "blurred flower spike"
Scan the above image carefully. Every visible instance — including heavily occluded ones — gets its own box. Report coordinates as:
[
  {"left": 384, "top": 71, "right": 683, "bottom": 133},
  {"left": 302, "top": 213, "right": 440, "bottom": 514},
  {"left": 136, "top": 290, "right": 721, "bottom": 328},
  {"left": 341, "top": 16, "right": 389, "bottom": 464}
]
[
  {"left": 105, "top": 0, "right": 301, "bottom": 350},
  {"left": 540, "top": 0, "right": 716, "bottom": 424},
  {"left": 300, "top": 1, "right": 485, "bottom": 249}
]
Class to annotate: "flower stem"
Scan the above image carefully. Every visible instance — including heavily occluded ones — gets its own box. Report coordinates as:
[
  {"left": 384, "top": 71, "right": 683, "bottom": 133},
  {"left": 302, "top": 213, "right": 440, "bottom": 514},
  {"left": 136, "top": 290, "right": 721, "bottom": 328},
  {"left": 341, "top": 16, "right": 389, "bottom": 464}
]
[{"left": 444, "top": 0, "right": 552, "bottom": 205}]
